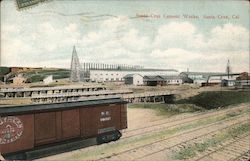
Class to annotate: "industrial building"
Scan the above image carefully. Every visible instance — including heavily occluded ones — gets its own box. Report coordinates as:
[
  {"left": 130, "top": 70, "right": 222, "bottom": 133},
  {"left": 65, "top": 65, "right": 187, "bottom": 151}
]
[
  {"left": 123, "top": 74, "right": 144, "bottom": 85},
  {"left": 90, "top": 68, "right": 179, "bottom": 82},
  {"left": 235, "top": 72, "right": 250, "bottom": 89},
  {"left": 142, "top": 75, "right": 183, "bottom": 86},
  {"left": 179, "top": 71, "right": 240, "bottom": 86},
  {"left": 70, "top": 46, "right": 179, "bottom": 82},
  {"left": 179, "top": 72, "right": 225, "bottom": 81}
]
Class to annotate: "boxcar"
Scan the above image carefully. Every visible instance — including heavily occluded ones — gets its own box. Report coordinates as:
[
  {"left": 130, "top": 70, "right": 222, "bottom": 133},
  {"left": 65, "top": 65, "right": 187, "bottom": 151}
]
[{"left": 0, "top": 97, "right": 127, "bottom": 159}]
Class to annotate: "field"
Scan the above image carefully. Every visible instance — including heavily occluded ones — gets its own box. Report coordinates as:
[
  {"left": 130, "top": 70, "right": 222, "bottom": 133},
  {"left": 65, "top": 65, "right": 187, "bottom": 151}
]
[{"left": 37, "top": 89, "right": 250, "bottom": 161}]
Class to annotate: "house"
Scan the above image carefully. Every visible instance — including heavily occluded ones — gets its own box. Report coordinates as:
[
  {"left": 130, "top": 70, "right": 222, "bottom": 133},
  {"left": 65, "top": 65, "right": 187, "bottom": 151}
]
[
  {"left": 123, "top": 74, "right": 143, "bottom": 85},
  {"left": 12, "top": 74, "right": 26, "bottom": 85},
  {"left": 43, "top": 75, "right": 54, "bottom": 84}
]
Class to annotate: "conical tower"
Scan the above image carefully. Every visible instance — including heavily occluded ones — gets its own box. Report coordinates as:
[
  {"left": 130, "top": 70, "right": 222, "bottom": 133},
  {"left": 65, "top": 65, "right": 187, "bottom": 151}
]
[{"left": 70, "top": 46, "right": 84, "bottom": 82}]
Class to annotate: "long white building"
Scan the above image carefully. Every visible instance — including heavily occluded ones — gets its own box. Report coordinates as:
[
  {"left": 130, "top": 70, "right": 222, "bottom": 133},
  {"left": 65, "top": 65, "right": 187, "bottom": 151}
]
[{"left": 89, "top": 69, "right": 179, "bottom": 82}]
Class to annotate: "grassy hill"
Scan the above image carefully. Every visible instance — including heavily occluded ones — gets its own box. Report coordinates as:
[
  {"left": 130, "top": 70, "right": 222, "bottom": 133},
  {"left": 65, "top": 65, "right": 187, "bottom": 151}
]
[
  {"left": 0, "top": 67, "right": 70, "bottom": 83},
  {"left": 24, "top": 69, "right": 70, "bottom": 82}
]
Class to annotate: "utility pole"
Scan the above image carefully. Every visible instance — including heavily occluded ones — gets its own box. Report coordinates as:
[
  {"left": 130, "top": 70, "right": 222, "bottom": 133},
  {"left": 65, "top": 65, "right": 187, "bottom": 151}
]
[{"left": 226, "top": 59, "right": 231, "bottom": 79}]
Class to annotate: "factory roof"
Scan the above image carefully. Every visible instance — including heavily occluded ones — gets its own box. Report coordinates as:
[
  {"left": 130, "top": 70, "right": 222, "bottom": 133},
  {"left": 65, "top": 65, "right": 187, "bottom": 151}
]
[
  {"left": 143, "top": 75, "right": 181, "bottom": 81},
  {"left": 158, "top": 75, "right": 182, "bottom": 79},
  {"left": 90, "top": 68, "right": 178, "bottom": 72}
]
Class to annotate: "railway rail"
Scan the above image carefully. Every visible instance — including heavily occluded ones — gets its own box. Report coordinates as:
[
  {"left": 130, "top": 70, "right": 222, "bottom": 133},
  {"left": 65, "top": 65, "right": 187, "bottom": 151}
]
[
  {"left": 193, "top": 133, "right": 250, "bottom": 161},
  {"left": 233, "top": 150, "right": 250, "bottom": 161},
  {"left": 122, "top": 104, "right": 249, "bottom": 139},
  {"left": 97, "top": 114, "right": 249, "bottom": 161}
]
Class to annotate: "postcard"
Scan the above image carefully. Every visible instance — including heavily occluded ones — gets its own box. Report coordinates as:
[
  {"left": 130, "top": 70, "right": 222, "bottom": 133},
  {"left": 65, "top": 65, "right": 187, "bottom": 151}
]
[{"left": 0, "top": 0, "right": 249, "bottom": 161}]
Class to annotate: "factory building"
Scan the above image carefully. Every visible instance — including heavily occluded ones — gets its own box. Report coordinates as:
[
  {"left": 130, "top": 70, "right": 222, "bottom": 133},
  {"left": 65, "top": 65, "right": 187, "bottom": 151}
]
[
  {"left": 235, "top": 72, "right": 250, "bottom": 89},
  {"left": 161, "top": 75, "right": 183, "bottom": 85},
  {"left": 70, "top": 47, "right": 179, "bottom": 83},
  {"left": 179, "top": 72, "right": 225, "bottom": 81},
  {"left": 180, "top": 71, "right": 241, "bottom": 86},
  {"left": 89, "top": 68, "right": 179, "bottom": 82},
  {"left": 123, "top": 74, "right": 144, "bottom": 85},
  {"left": 143, "top": 75, "right": 183, "bottom": 86}
]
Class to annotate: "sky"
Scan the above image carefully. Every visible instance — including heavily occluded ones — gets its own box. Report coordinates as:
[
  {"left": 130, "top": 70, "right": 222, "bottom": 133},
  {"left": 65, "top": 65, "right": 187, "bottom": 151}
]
[{"left": 0, "top": 0, "right": 249, "bottom": 72}]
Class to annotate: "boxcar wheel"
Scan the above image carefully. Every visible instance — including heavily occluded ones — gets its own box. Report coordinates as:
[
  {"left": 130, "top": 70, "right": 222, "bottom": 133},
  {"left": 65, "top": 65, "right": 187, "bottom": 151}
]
[{"left": 97, "top": 130, "right": 122, "bottom": 144}]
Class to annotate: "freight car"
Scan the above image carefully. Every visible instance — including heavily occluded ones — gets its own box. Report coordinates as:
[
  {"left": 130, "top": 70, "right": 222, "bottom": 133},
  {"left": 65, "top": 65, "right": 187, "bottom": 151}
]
[{"left": 0, "top": 97, "right": 127, "bottom": 159}]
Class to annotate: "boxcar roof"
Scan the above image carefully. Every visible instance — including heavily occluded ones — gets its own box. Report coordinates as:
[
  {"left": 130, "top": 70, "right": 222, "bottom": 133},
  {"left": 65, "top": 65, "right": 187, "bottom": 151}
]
[{"left": 0, "top": 97, "right": 126, "bottom": 116}]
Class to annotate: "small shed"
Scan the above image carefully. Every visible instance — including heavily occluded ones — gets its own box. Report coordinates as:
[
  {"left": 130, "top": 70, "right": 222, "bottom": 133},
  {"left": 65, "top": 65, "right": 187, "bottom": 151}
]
[
  {"left": 123, "top": 74, "right": 143, "bottom": 86},
  {"left": 221, "top": 79, "right": 235, "bottom": 87},
  {"left": 143, "top": 75, "right": 165, "bottom": 86},
  {"left": 193, "top": 79, "right": 207, "bottom": 86}
]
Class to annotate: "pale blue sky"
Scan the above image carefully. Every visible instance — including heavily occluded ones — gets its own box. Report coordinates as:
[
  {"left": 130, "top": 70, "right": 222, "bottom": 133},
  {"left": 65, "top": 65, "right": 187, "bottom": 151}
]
[{"left": 1, "top": 0, "right": 249, "bottom": 72}]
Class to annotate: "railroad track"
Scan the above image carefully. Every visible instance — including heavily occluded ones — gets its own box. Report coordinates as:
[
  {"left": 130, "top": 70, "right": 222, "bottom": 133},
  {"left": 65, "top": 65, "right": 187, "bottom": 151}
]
[
  {"left": 98, "top": 114, "right": 250, "bottom": 161},
  {"left": 193, "top": 134, "right": 250, "bottom": 161},
  {"left": 233, "top": 150, "right": 250, "bottom": 161},
  {"left": 122, "top": 104, "right": 249, "bottom": 139}
]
